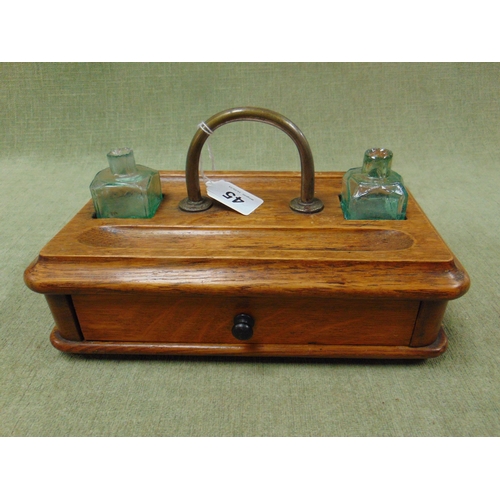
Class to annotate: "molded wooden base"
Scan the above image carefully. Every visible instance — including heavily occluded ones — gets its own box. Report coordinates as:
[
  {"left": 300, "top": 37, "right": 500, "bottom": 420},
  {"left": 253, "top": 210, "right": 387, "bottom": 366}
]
[{"left": 50, "top": 327, "right": 448, "bottom": 359}]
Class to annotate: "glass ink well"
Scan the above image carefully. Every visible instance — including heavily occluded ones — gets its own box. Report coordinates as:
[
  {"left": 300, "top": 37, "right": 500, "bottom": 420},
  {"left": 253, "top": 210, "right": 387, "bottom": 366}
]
[
  {"left": 341, "top": 148, "right": 408, "bottom": 220},
  {"left": 90, "top": 148, "right": 162, "bottom": 218}
]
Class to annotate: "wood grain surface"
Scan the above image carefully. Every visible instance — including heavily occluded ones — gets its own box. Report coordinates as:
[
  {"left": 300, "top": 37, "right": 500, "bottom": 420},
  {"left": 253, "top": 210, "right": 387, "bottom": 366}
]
[
  {"left": 72, "top": 292, "right": 420, "bottom": 345},
  {"left": 24, "top": 172, "right": 469, "bottom": 358},
  {"left": 25, "top": 172, "right": 469, "bottom": 300}
]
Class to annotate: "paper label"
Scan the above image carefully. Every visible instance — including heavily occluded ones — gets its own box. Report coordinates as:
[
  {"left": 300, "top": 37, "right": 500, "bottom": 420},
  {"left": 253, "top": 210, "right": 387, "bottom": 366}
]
[{"left": 205, "top": 180, "right": 263, "bottom": 216}]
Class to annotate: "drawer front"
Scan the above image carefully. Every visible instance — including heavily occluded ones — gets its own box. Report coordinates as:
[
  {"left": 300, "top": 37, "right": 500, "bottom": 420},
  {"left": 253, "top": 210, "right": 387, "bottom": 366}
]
[{"left": 73, "top": 293, "right": 419, "bottom": 346}]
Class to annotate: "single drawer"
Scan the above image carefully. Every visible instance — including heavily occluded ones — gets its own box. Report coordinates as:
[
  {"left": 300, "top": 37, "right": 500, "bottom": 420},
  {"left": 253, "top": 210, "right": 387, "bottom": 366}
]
[{"left": 73, "top": 292, "right": 420, "bottom": 346}]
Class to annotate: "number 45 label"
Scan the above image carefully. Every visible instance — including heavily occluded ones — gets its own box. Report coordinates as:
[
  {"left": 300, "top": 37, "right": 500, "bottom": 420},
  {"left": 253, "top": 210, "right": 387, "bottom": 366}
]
[{"left": 206, "top": 180, "right": 263, "bottom": 216}]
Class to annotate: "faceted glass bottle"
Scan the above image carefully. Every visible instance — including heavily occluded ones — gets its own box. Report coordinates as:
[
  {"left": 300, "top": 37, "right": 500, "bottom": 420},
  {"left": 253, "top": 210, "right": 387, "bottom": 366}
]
[
  {"left": 341, "top": 148, "right": 408, "bottom": 220},
  {"left": 90, "top": 148, "right": 162, "bottom": 218}
]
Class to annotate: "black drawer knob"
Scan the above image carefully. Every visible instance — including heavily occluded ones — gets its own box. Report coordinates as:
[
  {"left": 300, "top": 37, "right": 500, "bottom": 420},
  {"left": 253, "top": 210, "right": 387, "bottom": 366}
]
[{"left": 232, "top": 313, "right": 255, "bottom": 341}]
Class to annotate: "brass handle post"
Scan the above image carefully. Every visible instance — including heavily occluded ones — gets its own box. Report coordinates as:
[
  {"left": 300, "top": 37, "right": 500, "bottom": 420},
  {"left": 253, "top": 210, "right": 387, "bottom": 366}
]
[{"left": 178, "top": 107, "right": 324, "bottom": 213}]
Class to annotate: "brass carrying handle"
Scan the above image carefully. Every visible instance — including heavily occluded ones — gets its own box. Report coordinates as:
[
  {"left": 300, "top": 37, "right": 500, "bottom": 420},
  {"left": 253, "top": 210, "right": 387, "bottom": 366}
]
[{"left": 178, "top": 107, "right": 324, "bottom": 213}]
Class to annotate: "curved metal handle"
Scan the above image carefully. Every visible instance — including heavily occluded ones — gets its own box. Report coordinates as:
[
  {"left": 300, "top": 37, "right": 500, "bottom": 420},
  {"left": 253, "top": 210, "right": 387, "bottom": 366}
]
[{"left": 178, "top": 107, "right": 324, "bottom": 213}]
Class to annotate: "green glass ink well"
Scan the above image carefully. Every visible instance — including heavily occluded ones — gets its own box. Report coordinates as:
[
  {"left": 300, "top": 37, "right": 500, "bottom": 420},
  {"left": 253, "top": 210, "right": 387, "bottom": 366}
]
[
  {"left": 90, "top": 148, "right": 162, "bottom": 218},
  {"left": 341, "top": 148, "right": 408, "bottom": 220}
]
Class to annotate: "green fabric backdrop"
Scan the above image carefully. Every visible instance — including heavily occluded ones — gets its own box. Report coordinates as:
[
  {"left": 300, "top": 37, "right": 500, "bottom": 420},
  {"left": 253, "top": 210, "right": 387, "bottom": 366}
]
[{"left": 1, "top": 62, "right": 498, "bottom": 436}]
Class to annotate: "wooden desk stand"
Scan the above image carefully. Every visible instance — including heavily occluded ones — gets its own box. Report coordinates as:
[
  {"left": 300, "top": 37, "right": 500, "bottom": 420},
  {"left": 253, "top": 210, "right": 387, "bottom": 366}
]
[{"left": 24, "top": 171, "right": 469, "bottom": 359}]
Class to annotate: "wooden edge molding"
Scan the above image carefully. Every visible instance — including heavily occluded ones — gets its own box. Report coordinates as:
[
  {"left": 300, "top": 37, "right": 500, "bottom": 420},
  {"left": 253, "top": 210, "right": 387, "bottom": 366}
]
[{"left": 50, "top": 328, "right": 447, "bottom": 360}]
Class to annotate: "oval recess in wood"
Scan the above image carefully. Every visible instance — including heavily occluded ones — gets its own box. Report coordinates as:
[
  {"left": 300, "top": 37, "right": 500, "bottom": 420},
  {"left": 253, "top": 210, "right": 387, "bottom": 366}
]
[{"left": 77, "top": 226, "right": 414, "bottom": 257}]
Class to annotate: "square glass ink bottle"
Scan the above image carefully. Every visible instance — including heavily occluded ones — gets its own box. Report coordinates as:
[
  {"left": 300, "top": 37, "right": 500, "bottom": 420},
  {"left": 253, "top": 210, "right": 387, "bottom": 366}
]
[
  {"left": 341, "top": 148, "right": 408, "bottom": 220},
  {"left": 90, "top": 148, "right": 162, "bottom": 219}
]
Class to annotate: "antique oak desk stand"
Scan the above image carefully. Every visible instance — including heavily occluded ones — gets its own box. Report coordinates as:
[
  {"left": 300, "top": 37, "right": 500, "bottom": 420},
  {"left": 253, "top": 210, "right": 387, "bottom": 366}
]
[{"left": 24, "top": 108, "right": 470, "bottom": 359}]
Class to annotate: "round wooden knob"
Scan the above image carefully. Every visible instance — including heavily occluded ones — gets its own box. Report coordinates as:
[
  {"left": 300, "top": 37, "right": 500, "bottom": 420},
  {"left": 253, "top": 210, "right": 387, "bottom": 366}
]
[{"left": 232, "top": 313, "right": 255, "bottom": 341}]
